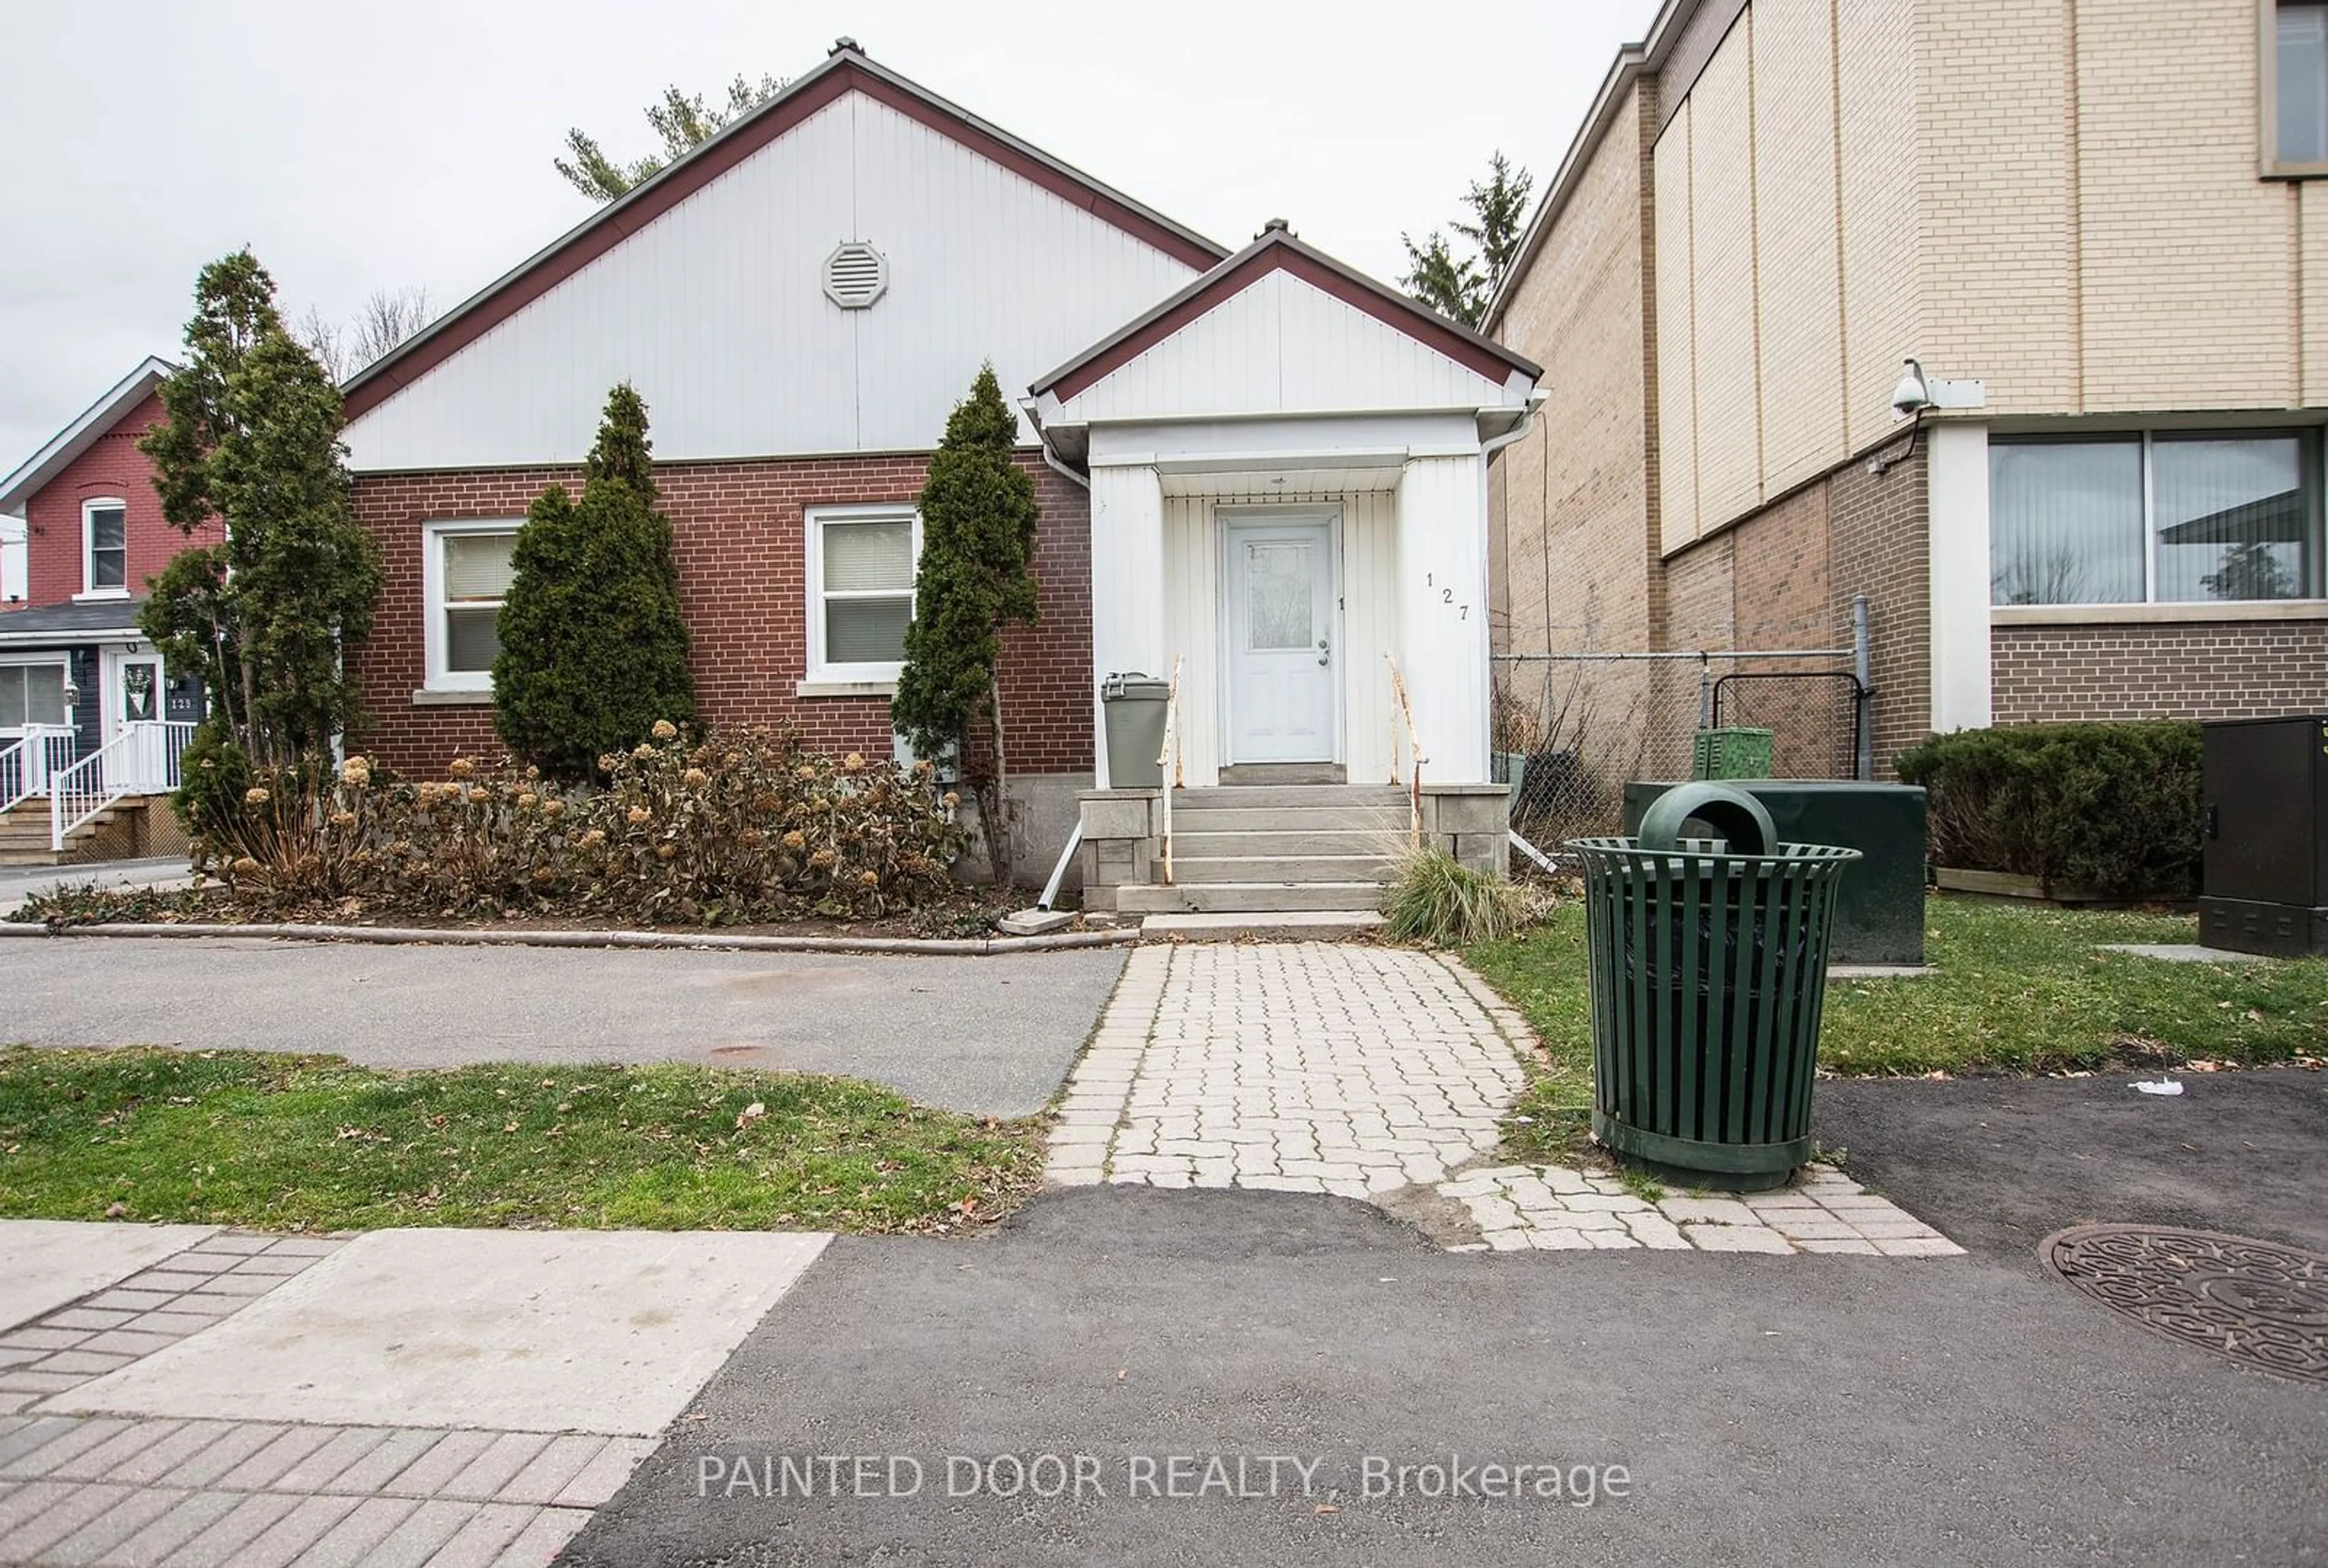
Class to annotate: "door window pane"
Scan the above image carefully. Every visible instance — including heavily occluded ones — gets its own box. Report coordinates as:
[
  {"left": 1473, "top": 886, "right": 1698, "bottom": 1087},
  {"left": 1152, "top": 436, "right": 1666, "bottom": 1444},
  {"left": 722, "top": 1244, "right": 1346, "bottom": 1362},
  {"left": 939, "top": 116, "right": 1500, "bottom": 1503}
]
[
  {"left": 87, "top": 505, "right": 127, "bottom": 591},
  {"left": 826, "top": 597, "right": 912, "bottom": 664},
  {"left": 2281, "top": 2, "right": 2328, "bottom": 164},
  {"left": 1246, "top": 541, "right": 1314, "bottom": 649},
  {"left": 2154, "top": 436, "right": 2309, "bottom": 601},
  {"left": 1990, "top": 441, "right": 2145, "bottom": 605}
]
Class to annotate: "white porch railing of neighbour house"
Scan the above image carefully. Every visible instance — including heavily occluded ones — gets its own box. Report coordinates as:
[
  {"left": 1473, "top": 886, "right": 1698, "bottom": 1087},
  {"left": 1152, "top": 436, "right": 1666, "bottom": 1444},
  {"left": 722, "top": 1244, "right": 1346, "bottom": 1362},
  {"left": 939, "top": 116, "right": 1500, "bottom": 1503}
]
[
  {"left": 1385, "top": 653, "right": 1425, "bottom": 849},
  {"left": 49, "top": 721, "right": 196, "bottom": 851},
  {"left": 1156, "top": 654, "right": 1185, "bottom": 885},
  {"left": 1, "top": 727, "right": 77, "bottom": 816}
]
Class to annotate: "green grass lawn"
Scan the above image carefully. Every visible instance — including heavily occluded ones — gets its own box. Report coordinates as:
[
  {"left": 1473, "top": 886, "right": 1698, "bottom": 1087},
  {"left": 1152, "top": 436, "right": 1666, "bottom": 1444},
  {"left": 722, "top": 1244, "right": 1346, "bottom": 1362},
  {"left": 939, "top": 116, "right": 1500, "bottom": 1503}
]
[
  {"left": 0, "top": 1049, "right": 1043, "bottom": 1235},
  {"left": 1465, "top": 894, "right": 2328, "bottom": 1165}
]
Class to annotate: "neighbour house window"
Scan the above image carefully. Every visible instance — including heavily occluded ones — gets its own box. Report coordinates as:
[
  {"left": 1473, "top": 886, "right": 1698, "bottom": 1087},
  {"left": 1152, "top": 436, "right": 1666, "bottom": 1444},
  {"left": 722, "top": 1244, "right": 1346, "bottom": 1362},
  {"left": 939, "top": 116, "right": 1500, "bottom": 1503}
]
[
  {"left": 806, "top": 505, "right": 919, "bottom": 681},
  {"left": 0, "top": 661, "right": 69, "bottom": 732},
  {"left": 423, "top": 521, "right": 520, "bottom": 690},
  {"left": 2278, "top": 1, "right": 2328, "bottom": 167},
  {"left": 1990, "top": 433, "right": 2325, "bottom": 606},
  {"left": 81, "top": 499, "right": 127, "bottom": 596}
]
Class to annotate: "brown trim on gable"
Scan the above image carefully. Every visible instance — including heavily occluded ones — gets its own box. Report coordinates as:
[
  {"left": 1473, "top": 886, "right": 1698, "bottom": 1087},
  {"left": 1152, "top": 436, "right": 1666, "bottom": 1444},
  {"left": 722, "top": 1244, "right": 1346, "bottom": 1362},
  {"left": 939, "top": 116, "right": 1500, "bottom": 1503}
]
[
  {"left": 342, "top": 50, "right": 1224, "bottom": 422},
  {"left": 1040, "top": 231, "right": 1540, "bottom": 404}
]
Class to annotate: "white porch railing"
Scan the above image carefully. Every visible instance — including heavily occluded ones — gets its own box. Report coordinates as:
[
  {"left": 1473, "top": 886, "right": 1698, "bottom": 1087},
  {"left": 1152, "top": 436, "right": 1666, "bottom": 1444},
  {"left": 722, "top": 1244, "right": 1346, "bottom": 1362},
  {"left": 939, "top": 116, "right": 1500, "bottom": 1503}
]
[
  {"left": 1156, "top": 653, "right": 1185, "bottom": 885},
  {"left": 1, "top": 727, "right": 76, "bottom": 816},
  {"left": 1385, "top": 653, "right": 1425, "bottom": 849},
  {"left": 49, "top": 721, "right": 196, "bottom": 850}
]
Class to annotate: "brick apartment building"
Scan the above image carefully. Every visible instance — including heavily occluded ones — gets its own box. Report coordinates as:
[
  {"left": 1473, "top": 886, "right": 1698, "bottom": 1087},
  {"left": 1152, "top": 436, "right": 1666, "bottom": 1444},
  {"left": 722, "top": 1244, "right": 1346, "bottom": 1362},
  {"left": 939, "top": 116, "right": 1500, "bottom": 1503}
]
[{"left": 1487, "top": 0, "right": 2328, "bottom": 787}]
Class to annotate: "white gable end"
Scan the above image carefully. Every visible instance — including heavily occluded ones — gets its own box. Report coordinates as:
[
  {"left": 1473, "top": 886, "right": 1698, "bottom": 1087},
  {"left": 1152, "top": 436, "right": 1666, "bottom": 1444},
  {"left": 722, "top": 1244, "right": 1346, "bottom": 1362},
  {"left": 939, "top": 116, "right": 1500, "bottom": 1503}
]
[
  {"left": 345, "top": 92, "right": 1201, "bottom": 472},
  {"left": 1054, "top": 269, "right": 1517, "bottom": 426}
]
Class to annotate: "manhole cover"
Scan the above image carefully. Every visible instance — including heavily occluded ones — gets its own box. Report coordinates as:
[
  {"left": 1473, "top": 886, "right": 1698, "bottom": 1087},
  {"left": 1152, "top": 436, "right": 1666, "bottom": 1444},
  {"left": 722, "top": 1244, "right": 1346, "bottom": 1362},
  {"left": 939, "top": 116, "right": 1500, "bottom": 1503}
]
[{"left": 2042, "top": 1224, "right": 2328, "bottom": 1385}]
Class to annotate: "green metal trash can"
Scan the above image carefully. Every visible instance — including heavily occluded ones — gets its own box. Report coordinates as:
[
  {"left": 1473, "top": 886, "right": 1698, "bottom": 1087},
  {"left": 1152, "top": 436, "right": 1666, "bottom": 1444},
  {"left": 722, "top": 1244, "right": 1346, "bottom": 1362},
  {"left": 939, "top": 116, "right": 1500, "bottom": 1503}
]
[
  {"left": 1100, "top": 672, "right": 1171, "bottom": 789},
  {"left": 1571, "top": 782, "right": 1860, "bottom": 1190}
]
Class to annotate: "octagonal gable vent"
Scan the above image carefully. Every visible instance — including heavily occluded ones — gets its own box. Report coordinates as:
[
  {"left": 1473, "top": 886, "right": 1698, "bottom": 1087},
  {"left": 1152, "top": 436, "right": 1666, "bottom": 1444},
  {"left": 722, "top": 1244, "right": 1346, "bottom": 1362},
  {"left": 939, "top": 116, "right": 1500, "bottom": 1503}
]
[{"left": 823, "top": 242, "right": 888, "bottom": 309}]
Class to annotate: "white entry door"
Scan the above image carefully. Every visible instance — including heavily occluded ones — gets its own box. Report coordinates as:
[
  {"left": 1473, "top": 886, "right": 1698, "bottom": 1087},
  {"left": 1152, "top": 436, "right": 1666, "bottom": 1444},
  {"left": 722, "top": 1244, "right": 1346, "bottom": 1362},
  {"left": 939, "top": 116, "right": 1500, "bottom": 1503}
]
[
  {"left": 1223, "top": 519, "right": 1337, "bottom": 764},
  {"left": 101, "top": 650, "right": 169, "bottom": 793}
]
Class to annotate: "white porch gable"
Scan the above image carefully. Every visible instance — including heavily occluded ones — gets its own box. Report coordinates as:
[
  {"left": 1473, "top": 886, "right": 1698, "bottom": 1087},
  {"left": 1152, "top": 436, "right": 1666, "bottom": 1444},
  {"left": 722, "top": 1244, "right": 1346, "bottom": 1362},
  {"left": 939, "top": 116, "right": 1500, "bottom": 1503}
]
[{"left": 1031, "top": 224, "right": 1543, "bottom": 789}]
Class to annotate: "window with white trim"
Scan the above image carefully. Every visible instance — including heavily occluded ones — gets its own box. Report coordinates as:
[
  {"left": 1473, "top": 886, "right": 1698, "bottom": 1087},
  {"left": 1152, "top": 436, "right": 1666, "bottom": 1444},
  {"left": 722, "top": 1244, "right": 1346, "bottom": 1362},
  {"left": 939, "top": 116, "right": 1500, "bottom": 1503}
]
[
  {"left": 422, "top": 520, "right": 520, "bottom": 690},
  {"left": 81, "top": 498, "right": 127, "bottom": 597},
  {"left": 0, "top": 658, "right": 69, "bottom": 733},
  {"left": 806, "top": 504, "right": 920, "bottom": 682},
  {"left": 1990, "top": 432, "right": 2326, "bottom": 606}
]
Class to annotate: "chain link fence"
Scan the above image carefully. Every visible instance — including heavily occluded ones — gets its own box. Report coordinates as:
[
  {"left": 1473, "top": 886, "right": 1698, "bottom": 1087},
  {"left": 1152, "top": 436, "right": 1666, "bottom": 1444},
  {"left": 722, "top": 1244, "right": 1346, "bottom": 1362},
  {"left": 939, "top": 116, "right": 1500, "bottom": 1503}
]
[{"left": 1491, "top": 649, "right": 1868, "bottom": 849}]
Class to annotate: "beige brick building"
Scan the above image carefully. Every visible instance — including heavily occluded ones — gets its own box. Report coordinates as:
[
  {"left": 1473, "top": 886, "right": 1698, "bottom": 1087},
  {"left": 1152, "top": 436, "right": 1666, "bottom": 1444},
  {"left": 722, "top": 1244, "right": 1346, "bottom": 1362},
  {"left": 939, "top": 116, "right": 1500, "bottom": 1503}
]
[{"left": 1490, "top": 0, "right": 2328, "bottom": 788}]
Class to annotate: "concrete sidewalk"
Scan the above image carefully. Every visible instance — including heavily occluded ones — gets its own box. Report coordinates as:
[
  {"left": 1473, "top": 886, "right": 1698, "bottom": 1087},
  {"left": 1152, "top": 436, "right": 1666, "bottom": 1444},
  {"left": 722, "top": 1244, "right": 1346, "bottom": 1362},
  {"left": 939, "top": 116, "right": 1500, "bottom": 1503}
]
[{"left": 0, "top": 1220, "right": 829, "bottom": 1566}]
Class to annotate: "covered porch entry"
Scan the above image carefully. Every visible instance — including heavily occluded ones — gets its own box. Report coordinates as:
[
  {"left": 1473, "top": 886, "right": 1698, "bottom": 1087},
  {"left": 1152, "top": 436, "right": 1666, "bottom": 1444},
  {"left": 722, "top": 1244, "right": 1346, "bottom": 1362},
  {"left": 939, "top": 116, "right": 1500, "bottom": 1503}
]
[{"left": 1028, "top": 222, "right": 1542, "bottom": 918}]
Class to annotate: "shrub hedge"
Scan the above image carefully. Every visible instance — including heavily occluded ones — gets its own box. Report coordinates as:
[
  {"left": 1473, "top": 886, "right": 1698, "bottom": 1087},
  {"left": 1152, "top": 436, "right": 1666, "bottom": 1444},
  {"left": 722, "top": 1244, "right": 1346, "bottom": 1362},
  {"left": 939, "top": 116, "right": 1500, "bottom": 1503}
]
[{"left": 1894, "top": 720, "right": 2203, "bottom": 899}]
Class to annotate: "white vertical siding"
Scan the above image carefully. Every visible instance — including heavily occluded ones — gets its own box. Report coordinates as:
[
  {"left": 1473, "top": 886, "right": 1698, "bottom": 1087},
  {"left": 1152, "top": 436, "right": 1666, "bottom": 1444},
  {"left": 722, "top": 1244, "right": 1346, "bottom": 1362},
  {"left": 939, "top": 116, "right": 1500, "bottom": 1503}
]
[
  {"left": 1158, "top": 487, "right": 1396, "bottom": 787},
  {"left": 345, "top": 92, "right": 1200, "bottom": 472},
  {"left": 1090, "top": 464, "right": 1166, "bottom": 788},
  {"left": 1057, "top": 270, "right": 1516, "bottom": 424},
  {"left": 1393, "top": 456, "right": 1491, "bottom": 782}
]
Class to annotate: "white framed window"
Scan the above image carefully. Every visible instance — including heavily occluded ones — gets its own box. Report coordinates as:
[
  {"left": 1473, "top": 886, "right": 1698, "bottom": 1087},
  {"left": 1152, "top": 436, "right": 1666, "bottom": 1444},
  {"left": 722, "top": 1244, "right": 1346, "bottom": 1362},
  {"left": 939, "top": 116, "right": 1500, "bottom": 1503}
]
[
  {"left": 805, "top": 504, "right": 920, "bottom": 685},
  {"left": 0, "top": 656, "right": 70, "bottom": 734},
  {"left": 421, "top": 519, "right": 521, "bottom": 692},
  {"left": 79, "top": 498, "right": 128, "bottom": 599},
  {"left": 1990, "top": 431, "right": 2326, "bottom": 607},
  {"left": 2267, "top": 1, "right": 2328, "bottom": 173}
]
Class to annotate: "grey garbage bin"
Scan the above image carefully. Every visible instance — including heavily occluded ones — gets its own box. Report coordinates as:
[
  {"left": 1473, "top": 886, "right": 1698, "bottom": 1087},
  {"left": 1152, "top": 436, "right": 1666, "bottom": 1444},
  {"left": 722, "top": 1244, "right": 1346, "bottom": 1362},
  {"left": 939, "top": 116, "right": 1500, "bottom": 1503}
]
[{"left": 1101, "top": 673, "right": 1171, "bottom": 788}]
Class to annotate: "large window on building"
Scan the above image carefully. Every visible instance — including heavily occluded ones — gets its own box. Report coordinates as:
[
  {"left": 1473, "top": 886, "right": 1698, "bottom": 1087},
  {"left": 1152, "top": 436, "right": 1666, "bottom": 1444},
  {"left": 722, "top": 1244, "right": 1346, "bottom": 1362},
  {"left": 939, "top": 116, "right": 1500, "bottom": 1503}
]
[
  {"left": 0, "top": 660, "right": 69, "bottom": 732},
  {"left": 806, "top": 505, "right": 919, "bottom": 683},
  {"left": 1991, "top": 433, "right": 2325, "bottom": 607},
  {"left": 2278, "top": 1, "right": 2328, "bottom": 167},
  {"left": 423, "top": 521, "right": 520, "bottom": 691}
]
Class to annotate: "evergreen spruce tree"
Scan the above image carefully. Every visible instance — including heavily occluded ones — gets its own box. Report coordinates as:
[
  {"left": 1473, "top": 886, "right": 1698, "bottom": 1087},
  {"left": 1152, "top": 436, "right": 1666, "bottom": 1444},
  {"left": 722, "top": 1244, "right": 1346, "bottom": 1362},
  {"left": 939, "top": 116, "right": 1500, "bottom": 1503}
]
[
  {"left": 139, "top": 250, "right": 383, "bottom": 786},
  {"left": 493, "top": 384, "right": 695, "bottom": 779},
  {"left": 892, "top": 365, "right": 1040, "bottom": 884}
]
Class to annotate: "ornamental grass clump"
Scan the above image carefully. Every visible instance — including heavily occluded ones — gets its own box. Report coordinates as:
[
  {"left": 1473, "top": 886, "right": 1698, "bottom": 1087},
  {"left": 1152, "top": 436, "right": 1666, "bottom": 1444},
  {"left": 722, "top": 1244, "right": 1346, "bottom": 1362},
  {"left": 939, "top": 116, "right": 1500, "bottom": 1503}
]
[
  {"left": 1382, "top": 845, "right": 1534, "bottom": 946},
  {"left": 197, "top": 724, "right": 965, "bottom": 925}
]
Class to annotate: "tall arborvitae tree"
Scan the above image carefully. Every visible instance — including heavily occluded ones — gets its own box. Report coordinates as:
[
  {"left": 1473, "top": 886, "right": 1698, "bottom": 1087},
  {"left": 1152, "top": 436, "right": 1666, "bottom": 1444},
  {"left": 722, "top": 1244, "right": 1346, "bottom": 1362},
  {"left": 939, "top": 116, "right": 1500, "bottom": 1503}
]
[
  {"left": 138, "top": 250, "right": 383, "bottom": 776},
  {"left": 493, "top": 384, "right": 695, "bottom": 779},
  {"left": 892, "top": 365, "right": 1040, "bottom": 885}
]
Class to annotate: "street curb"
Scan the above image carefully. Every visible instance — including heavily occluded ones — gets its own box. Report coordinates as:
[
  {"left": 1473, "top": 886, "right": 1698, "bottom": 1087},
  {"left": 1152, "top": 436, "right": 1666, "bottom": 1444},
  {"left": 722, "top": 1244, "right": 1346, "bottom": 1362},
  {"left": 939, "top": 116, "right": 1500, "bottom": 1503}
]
[{"left": 0, "top": 918, "right": 1143, "bottom": 958}]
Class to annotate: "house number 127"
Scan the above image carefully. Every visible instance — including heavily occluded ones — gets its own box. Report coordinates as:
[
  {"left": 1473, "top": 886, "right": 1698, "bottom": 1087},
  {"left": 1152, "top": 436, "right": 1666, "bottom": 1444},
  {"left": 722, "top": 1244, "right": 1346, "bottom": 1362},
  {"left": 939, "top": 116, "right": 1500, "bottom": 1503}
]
[{"left": 1424, "top": 572, "right": 1468, "bottom": 619}]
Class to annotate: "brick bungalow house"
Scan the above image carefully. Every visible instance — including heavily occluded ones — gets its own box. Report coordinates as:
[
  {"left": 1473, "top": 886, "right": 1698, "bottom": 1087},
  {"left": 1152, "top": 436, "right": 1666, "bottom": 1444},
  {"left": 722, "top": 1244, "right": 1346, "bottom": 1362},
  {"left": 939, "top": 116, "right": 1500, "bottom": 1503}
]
[
  {"left": 338, "top": 41, "right": 1538, "bottom": 907},
  {"left": 0, "top": 357, "right": 212, "bottom": 861},
  {"left": 1486, "top": 0, "right": 2328, "bottom": 792}
]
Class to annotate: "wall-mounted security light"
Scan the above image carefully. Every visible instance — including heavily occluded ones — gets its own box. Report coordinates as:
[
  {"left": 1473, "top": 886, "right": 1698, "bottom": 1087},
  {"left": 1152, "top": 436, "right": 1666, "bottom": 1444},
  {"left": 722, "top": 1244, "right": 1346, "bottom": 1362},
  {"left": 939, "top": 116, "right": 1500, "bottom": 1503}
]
[{"left": 1889, "top": 358, "right": 1986, "bottom": 421}]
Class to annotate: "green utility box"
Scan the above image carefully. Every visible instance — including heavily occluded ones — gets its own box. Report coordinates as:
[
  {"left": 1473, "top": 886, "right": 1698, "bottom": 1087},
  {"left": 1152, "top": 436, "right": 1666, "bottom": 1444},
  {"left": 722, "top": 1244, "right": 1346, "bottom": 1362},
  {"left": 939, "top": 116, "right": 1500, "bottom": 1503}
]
[
  {"left": 1692, "top": 727, "right": 1774, "bottom": 780},
  {"left": 1100, "top": 672, "right": 1171, "bottom": 789},
  {"left": 1623, "top": 779, "right": 1928, "bottom": 966},
  {"left": 1575, "top": 783, "right": 1861, "bottom": 1190}
]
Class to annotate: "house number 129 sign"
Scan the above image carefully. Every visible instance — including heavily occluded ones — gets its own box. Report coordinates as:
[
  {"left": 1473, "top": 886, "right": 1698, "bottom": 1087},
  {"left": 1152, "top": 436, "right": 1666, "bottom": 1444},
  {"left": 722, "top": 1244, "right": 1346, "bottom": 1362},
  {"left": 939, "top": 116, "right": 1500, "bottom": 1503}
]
[{"left": 1424, "top": 573, "right": 1469, "bottom": 620}]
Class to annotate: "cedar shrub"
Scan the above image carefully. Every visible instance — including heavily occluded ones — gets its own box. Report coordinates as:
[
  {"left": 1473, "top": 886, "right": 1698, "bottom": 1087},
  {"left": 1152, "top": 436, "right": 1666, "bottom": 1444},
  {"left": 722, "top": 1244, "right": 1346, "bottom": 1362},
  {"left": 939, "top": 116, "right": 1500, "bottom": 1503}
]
[
  {"left": 493, "top": 384, "right": 695, "bottom": 781},
  {"left": 891, "top": 365, "right": 1040, "bottom": 884}
]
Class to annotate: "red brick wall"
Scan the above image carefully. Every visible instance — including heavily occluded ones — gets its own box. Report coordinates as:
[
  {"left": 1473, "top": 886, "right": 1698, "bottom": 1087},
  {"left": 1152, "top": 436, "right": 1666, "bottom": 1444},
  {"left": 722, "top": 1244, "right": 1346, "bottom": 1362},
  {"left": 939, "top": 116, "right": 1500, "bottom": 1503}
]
[
  {"left": 345, "top": 450, "right": 1094, "bottom": 781},
  {"left": 1827, "top": 448, "right": 1930, "bottom": 775},
  {"left": 1992, "top": 620, "right": 2328, "bottom": 723},
  {"left": 19, "top": 394, "right": 218, "bottom": 608}
]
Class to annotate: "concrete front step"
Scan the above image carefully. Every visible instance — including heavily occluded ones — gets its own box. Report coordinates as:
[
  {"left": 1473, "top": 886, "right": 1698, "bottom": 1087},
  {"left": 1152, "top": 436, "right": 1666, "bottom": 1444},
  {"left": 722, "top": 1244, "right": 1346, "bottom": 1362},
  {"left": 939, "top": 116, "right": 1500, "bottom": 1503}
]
[
  {"left": 1168, "top": 784, "right": 1409, "bottom": 809},
  {"left": 1139, "top": 910, "right": 1388, "bottom": 940},
  {"left": 1169, "top": 806, "right": 1411, "bottom": 833},
  {"left": 1171, "top": 828, "right": 1407, "bottom": 857},
  {"left": 1116, "top": 881, "right": 1392, "bottom": 913},
  {"left": 1168, "top": 853, "right": 1397, "bottom": 885}
]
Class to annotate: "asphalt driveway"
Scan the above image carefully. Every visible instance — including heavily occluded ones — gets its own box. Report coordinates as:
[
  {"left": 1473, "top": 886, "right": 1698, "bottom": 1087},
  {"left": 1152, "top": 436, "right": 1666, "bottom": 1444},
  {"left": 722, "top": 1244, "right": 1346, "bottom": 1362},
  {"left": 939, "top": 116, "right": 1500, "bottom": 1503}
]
[
  {"left": 0, "top": 936, "right": 1125, "bottom": 1117},
  {"left": 566, "top": 1069, "right": 2328, "bottom": 1566}
]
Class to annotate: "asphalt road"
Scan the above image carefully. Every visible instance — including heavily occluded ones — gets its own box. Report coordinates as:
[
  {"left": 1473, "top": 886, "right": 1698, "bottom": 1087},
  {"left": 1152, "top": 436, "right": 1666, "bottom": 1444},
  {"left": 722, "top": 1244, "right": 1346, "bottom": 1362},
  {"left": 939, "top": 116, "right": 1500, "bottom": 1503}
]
[
  {"left": 0, "top": 937, "right": 1124, "bottom": 1117},
  {"left": 567, "top": 1069, "right": 2328, "bottom": 1566}
]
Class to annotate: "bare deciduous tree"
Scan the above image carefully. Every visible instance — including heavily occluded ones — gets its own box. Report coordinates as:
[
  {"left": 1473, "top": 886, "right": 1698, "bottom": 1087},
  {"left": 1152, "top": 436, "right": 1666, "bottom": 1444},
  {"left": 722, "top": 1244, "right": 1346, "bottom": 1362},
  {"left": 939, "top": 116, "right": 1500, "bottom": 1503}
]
[{"left": 295, "top": 287, "right": 433, "bottom": 384}]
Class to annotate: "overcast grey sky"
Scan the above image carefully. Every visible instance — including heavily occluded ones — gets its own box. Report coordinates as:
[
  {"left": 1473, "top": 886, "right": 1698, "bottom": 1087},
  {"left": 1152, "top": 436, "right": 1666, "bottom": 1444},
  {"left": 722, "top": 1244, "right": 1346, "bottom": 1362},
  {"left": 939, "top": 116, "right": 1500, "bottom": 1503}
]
[{"left": 0, "top": 0, "right": 1658, "bottom": 468}]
